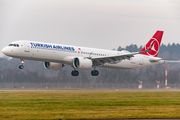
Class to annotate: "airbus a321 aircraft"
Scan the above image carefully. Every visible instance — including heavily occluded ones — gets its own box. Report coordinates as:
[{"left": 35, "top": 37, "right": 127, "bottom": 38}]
[{"left": 2, "top": 30, "right": 168, "bottom": 76}]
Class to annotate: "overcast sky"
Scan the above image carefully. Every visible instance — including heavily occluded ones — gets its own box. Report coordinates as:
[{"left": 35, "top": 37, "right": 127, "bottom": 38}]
[{"left": 0, "top": 0, "right": 180, "bottom": 57}]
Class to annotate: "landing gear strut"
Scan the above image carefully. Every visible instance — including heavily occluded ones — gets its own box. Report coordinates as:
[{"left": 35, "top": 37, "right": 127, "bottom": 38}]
[
  {"left": 19, "top": 59, "right": 24, "bottom": 69},
  {"left": 71, "top": 70, "right": 79, "bottom": 76},
  {"left": 91, "top": 70, "right": 99, "bottom": 76}
]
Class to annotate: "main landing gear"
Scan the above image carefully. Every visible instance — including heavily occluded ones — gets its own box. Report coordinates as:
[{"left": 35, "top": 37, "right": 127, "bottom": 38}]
[
  {"left": 19, "top": 59, "right": 24, "bottom": 69},
  {"left": 91, "top": 70, "right": 99, "bottom": 76},
  {"left": 71, "top": 68, "right": 99, "bottom": 76},
  {"left": 71, "top": 70, "right": 79, "bottom": 76}
]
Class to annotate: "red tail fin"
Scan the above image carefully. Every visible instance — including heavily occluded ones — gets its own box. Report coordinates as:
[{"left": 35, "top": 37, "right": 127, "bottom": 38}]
[{"left": 140, "top": 30, "right": 164, "bottom": 57}]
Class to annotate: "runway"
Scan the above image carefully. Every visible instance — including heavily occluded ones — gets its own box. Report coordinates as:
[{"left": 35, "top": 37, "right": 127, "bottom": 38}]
[
  {"left": 100, "top": 119, "right": 180, "bottom": 120},
  {"left": 100, "top": 119, "right": 179, "bottom": 120},
  {"left": 0, "top": 88, "right": 180, "bottom": 91}
]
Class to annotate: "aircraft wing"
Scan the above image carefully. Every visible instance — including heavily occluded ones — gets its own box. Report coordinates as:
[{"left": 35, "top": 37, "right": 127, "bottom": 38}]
[{"left": 89, "top": 49, "right": 150, "bottom": 67}]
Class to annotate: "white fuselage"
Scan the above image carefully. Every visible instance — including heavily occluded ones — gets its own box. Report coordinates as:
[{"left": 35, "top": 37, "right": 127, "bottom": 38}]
[{"left": 2, "top": 40, "right": 164, "bottom": 69}]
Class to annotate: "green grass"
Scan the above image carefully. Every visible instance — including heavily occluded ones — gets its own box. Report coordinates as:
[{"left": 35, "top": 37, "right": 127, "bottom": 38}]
[{"left": 0, "top": 91, "right": 180, "bottom": 119}]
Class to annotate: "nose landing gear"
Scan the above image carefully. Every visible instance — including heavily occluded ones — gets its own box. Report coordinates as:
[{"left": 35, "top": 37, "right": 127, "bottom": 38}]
[{"left": 19, "top": 59, "right": 24, "bottom": 69}]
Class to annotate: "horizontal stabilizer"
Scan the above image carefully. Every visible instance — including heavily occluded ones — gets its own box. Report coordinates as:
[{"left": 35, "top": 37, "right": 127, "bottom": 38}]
[
  {"left": 165, "top": 60, "right": 180, "bottom": 63},
  {"left": 149, "top": 58, "right": 175, "bottom": 63}
]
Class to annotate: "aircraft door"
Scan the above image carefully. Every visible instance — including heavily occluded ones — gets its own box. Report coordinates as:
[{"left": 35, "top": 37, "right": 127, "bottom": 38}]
[
  {"left": 77, "top": 49, "right": 80, "bottom": 56},
  {"left": 139, "top": 56, "right": 143, "bottom": 65},
  {"left": 24, "top": 42, "right": 30, "bottom": 52},
  {"left": 77, "top": 48, "right": 83, "bottom": 56}
]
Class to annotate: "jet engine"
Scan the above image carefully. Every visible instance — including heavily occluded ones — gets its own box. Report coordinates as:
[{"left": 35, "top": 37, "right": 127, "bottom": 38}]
[
  {"left": 44, "top": 62, "right": 63, "bottom": 70},
  {"left": 73, "top": 57, "right": 92, "bottom": 70}
]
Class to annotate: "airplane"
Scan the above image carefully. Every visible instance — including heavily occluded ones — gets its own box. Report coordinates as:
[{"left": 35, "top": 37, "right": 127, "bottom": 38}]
[{"left": 2, "top": 30, "right": 168, "bottom": 76}]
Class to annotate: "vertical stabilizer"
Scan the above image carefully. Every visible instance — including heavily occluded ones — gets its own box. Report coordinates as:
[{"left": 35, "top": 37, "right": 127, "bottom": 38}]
[{"left": 140, "top": 30, "right": 164, "bottom": 57}]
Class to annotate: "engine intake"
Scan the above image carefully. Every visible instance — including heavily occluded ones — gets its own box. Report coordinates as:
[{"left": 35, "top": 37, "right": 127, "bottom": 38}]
[
  {"left": 73, "top": 57, "right": 92, "bottom": 70},
  {"left": 44, "top": 62, "right": 63, "bottom": 70}
]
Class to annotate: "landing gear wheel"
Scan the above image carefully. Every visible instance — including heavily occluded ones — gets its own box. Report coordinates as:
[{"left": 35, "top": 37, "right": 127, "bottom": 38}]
[
  {"left": 19, "top": 65, "right": 24, "bottom": 69},
  {"left": 71, "top": 70, "right": 79, "bottom": 76},
  {"left": 91, "top": 70, "right": 99, "bottom": 76}
]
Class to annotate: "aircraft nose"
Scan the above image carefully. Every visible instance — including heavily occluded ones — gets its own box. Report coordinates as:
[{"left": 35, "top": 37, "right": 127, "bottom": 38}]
[{"left": 2, "top": 47, "right": 8, "bottom": 55}]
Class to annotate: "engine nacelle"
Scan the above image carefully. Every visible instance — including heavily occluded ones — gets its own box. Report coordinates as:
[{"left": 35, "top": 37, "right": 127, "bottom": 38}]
[
  {"left": 44, "top": 62, "right": 63, "bottom": 70},
  {"left": 73, "top": 57, "right": 92, "bottom": 70}
]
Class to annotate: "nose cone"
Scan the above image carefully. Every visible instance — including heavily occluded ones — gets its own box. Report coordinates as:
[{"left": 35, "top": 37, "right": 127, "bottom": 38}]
[{"left": 2, "top": 47, "right": 8, "bottom": 55}]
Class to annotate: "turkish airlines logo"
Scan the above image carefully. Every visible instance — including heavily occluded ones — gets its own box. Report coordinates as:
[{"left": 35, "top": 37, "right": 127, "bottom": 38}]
[{"left": 145, "top": 38, "right": 159, "bottom": 56}]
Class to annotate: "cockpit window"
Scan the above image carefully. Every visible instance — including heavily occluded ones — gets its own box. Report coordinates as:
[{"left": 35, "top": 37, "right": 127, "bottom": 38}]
[
  {"left": 9, "top": 44, "right": 13, "bottom": 46},
  {"left": 9, "top": 44, "right": 19, "bottom": 47}
]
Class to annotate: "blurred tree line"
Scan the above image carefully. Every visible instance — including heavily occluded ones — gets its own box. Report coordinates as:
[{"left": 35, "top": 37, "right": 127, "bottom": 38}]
[
  {"left": 0, "top": 43, "right": 180, "bottom": 84},
  {"left": 117, "top": 43, "right": 180, "bottom": 58}
]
